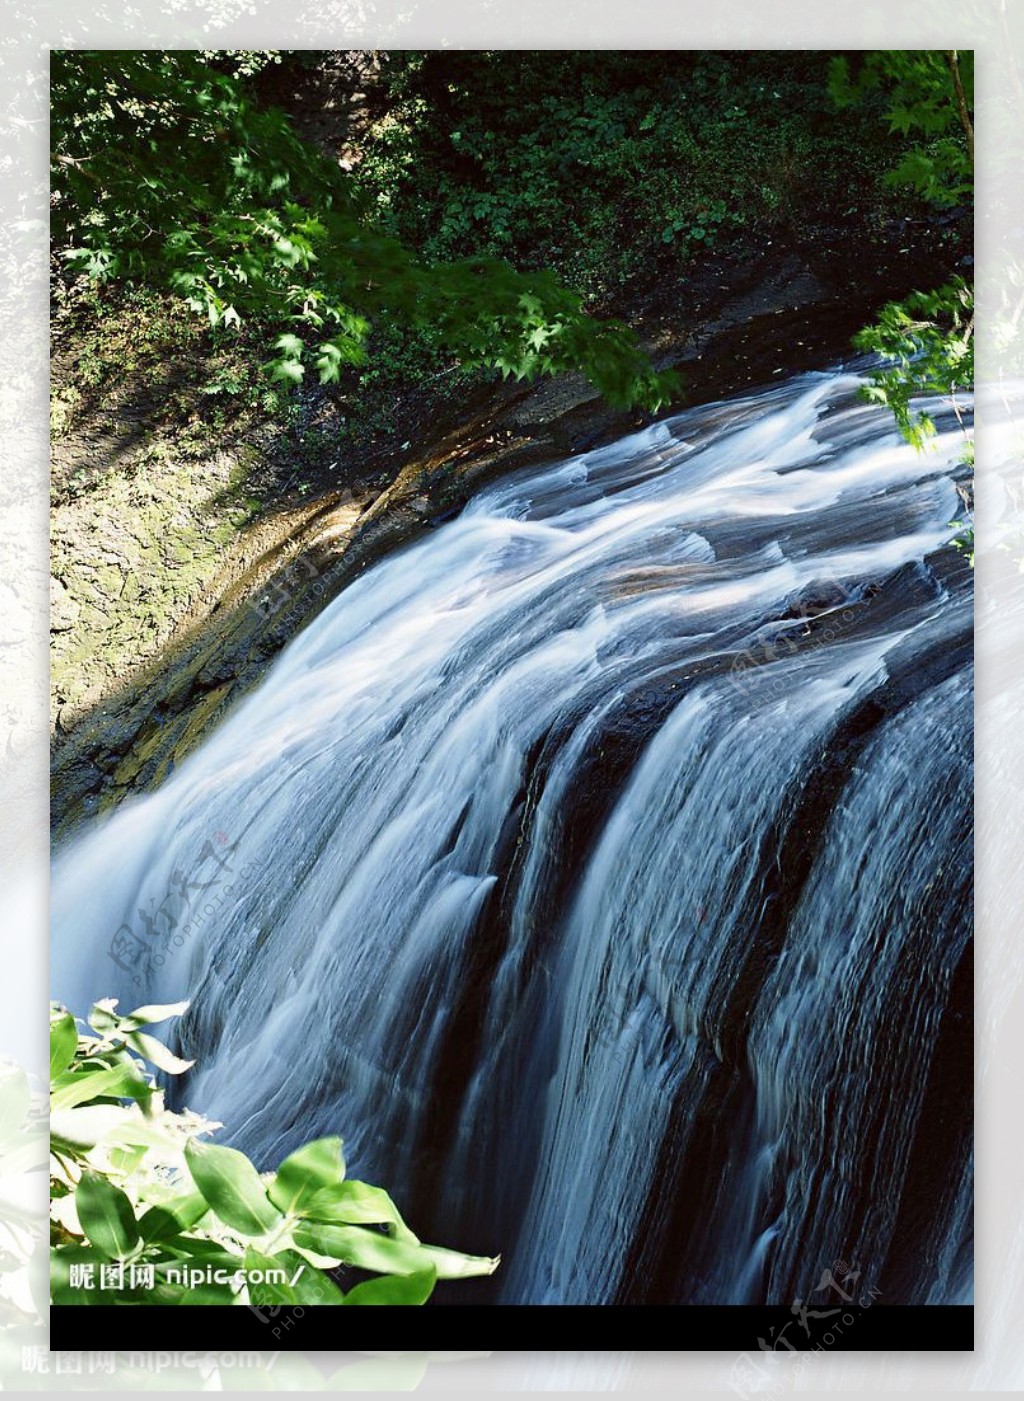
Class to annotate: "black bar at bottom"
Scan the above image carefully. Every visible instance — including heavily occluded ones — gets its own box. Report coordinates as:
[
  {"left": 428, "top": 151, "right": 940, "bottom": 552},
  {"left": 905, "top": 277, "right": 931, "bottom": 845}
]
[{"left": 50, "top": 1304, "right": 972, "bottom": 1352}]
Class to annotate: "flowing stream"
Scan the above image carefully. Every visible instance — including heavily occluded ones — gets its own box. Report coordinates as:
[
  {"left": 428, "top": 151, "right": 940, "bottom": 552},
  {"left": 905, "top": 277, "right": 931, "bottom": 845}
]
[{"left": 52, "top": 366, "right": 973, "bottom": 1305}]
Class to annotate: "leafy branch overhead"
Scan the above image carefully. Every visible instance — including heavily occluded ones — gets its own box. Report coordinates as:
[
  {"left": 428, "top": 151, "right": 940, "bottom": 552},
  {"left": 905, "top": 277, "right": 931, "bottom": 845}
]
[
  {"left": 51, "top": 51, "right": 677, "bottom": 412},
  {"left": 828, "top": 50, "right": 974, "bottom": 206},
  {"left": 831, "top": 50, "right": 974, "bottom": 560},
  {"left": 50, "top": 1000, "right": 498, "bottom": 1306},
  {"left": 854, "top": 277, "right": 974, "bottom": 448}
]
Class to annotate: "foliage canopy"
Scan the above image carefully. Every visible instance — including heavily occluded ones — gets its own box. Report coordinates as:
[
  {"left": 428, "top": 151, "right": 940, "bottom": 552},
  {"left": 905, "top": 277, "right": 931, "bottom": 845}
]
[
  {"left": 51, "top": 51, "right": 678, "bottom": 412},
  {"left": 829, "top": 50, "right": 973, "bottom": 206}
]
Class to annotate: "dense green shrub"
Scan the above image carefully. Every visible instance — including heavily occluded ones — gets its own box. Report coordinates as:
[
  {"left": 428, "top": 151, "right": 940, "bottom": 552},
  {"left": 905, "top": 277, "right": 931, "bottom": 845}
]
[
  {"left": 353, "top": 51, "right": 916, "bottom": 304},
  {"left": 50, "top": 1000, "right": 498, "bottom": 1306}
]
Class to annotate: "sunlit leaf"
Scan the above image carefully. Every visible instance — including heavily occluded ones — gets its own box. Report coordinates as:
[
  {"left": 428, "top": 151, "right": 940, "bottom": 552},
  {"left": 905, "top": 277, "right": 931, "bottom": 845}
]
[
  {"left": 268, "top": 1136, "right": 345, "bottom": 1215},
  {"left": 49, "top": 1013, "right": 78, "bottom": 1080},
  {"left": 76, "top": 1171, "right": 139, "bottom": 1258},
  {"left": 118, "top": 1001, "right": 191, "bottom": 1029},
  {"left": 123, "top": 1029, "right": 194, "bottom": 1075},
  {"left": 185, "top": 1138, "right": 281, "bottom": 1235}
]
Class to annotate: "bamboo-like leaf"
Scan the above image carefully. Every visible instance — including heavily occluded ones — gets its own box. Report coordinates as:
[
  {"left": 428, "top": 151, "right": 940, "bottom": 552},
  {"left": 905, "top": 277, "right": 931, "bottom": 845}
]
[
  {"left": 86, "top": 998, "right": 121, "bottom": 1033},
  {"left": 185, "top": 1138, "right": 281, "bottom": 1235},
  {"left": 302, "top": 1180, "right": 418, "bottom": 1243},
  {"left": 292, "top": 1221, "right": 498, "bottom": 1280},
  {"left": 342, "top": 1267, "right": 437, "bottom": 1306},
  {"left": 51, "top": 1063, "right": 152, "bottom": 1111},
  {"left": 273, "top": 1247, "right": 345, "bottom": 1304},
  {"left": 123, "top": 1030, "right": 194, "bottom": 1075},
  {"left": 138, "top": 1192, "right": 210, "bottom": 1242},
  {"left": 117, "top": 1000, "right": 190, "bottom": 1030},
  {"left": 268, "top": 1136, "right": 345, "bottom": 1215},
  {"left": 51, "top": 1244, "right": 115, "bottom": 1303},
  {"left": 76, "top": 1171, "right": 139, "bottom": 1258},
  {"left": 243, "top": 1245, "right": 299, "bottom": 1306},
  {"left": 51, "top": 1104, "right": 133, "bottom": 1151},
  {"left": 49, "top": 1013, "right": 78, "bottom": 1080}
]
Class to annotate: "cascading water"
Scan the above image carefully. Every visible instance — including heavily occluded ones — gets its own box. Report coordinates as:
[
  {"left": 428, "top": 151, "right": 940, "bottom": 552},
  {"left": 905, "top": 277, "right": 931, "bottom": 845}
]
[{"left": 51, "top": 366, "right": 973, "bottom": 1306}]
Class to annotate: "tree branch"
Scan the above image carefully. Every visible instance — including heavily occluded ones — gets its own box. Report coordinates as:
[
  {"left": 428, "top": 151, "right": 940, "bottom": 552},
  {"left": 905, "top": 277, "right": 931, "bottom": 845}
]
[{"left": 946, "top": 50, "right": 974, "bottom": 171}]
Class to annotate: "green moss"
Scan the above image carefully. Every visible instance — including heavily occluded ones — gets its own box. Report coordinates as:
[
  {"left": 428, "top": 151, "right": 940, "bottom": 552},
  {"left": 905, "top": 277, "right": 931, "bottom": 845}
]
[
  {"left": 171, "top": 683, "right": 234, "bottom": 762},
  {"left": 91, "top": 564, "right": 124, "bottom": 599},
  {"left": 166, "top": 538, "right": 197, "bottom": 566},
  {"left": 112, "top": 731, "right": 161, "bottom": 788}
]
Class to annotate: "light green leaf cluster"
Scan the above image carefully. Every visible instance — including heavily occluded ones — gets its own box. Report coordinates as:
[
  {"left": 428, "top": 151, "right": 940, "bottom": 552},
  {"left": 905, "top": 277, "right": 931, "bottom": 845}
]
[{"left": 853, "top": 278, "right": 974, "bottom": 440}]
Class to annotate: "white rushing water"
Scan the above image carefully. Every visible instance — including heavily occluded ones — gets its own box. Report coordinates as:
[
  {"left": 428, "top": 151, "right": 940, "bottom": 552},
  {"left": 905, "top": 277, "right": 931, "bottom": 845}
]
[{"left": 51, "top": 367, "right": 973, "bottom": 1305}]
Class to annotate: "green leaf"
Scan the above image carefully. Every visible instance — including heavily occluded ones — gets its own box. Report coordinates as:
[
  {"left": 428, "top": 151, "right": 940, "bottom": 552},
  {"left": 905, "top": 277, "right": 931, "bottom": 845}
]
[
  {"left": 411, "top": 1240, "right": 502, "bottom": 1281},
  {"left": 117, "top": 1000, "right": 190, "bottom": 1029},
  {"left": 51, "top": 1103, "right": 133, "bottom": 1152},
  {"left": 86, "top": 999, "right": 122, "bottom": 1033},
  {"left": 108, "top": 1143, "right": 147, "bottom": 1176},
  {"left": 123, "top": 1029, "right": 194, "bottom": 1074},
  {"left": 273, "top": 332, "right": 305, "bottom": 357},
  {"left": 241, "top": 1245, "right": 346, "bottom": 1306},
  {"left": 76, "top": 1171, "right": 140, "bottom": 1258},
  {"left": 315, "top": 340, "right": 348, "bottom": 384},
  {"left": 185, "top": 1137, "right": 282, "bottom": 1235},
  {"left": 302, "top": 1180, "right": 418, "bottom": 1242},
  {"left": 293, "top": 1219, "right": 424, "bottom": 1274},
  {"left": 275, "top": 1247, "right": 345, "bottom": 1304},
  {"left": 268, "top": 1136, "right": 345, "bottom": 1215},
  {"left": 138, "top": 1192, "right": 210, "bottom": 1242},
  {"left": 50, "top": 1244, "right": 115, "bottom": 1303},
  {"left": 149, "top": 1270, "right": 240, "bottom": 1305},
  {"left": 154, "top": 1236, "right": 242, "bottom": 1267},
  {"left": 292, "top": 1221, "right": 498, "bottom": 1281},
  {"left": 269, "top": 357, "right": 305, "bottom": 385},
  {"left": 51, "top": 1062, "right": 152, "bottom": 1111},
  {"left": 343, "top": 1267, "right": 436, "bottom": 1306},
  {"left": 50, "top": 1012, "right": 78, "bottom": 1079},
  {"left": 243, "top": 1245, "right": 300, "bottom": 1305}
]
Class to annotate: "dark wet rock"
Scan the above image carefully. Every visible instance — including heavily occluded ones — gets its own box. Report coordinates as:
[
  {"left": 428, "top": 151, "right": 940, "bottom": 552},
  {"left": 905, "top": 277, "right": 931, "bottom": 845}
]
[{"left": 784, "top": 578, "right": 857, "bottom": 618}]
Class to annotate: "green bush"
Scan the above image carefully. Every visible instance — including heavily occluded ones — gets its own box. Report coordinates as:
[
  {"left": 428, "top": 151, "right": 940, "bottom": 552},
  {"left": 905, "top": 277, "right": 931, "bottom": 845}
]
[
  {"left": 51, "top": 51, "right": 677, "bottom": 412},
  {"left": 50, "top": 1000, "right": 498, "bottom": 1306},
  {"left": 352, "top": 51, "right": 913, "bottom": 304}
]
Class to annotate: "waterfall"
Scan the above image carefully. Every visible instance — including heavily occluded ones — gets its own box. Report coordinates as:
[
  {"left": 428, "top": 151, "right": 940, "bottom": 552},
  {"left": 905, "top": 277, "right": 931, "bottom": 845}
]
[{"left": 51, "top": 366, "right": 973, "bottom": 1305}]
